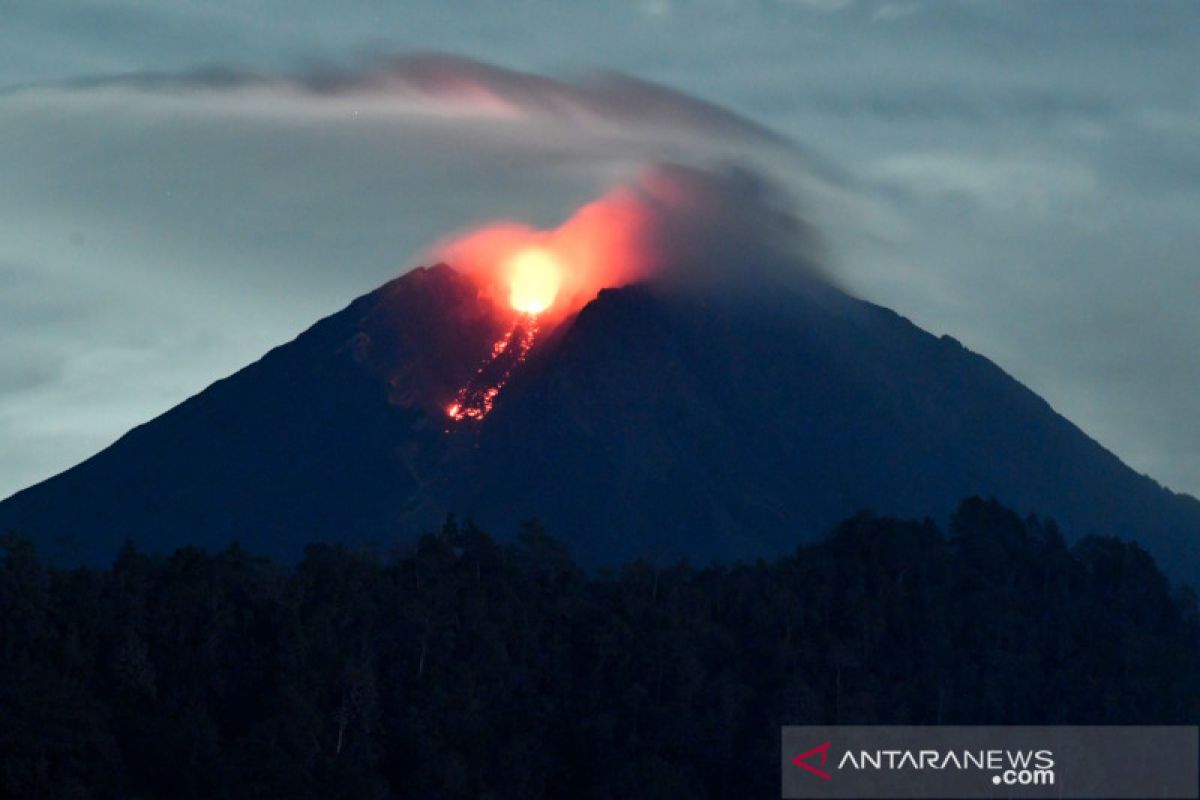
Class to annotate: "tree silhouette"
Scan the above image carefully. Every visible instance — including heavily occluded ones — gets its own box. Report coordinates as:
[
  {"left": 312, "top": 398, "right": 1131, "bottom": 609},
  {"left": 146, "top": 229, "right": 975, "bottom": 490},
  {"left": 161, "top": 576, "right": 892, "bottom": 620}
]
[{"left": 1, "top": 499, "right": 1196, "bottom": 798}]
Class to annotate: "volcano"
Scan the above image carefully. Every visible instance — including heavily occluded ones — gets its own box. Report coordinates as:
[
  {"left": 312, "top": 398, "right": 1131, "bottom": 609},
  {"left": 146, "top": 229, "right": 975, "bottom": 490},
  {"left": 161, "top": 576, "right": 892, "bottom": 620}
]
[{"left": 3, "top": 263, "right": 1199, "bottom": 584}]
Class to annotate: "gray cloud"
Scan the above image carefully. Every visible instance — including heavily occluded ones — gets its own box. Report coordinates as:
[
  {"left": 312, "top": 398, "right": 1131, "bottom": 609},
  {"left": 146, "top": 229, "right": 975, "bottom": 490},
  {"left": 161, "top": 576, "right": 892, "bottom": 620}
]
[{"left": 118, "top": 54, "right": 790, "bottom": 147}]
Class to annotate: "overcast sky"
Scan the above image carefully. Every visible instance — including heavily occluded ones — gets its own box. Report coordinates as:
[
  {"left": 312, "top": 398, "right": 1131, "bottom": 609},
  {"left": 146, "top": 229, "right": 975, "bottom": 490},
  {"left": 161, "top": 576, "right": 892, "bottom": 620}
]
[{"left": 2, "top": 0, "right": 1198, "bottom": 500}]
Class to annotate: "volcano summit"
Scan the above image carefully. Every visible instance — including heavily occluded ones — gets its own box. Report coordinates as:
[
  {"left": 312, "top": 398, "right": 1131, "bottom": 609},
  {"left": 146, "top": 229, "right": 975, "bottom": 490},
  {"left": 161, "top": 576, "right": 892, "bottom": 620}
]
[{"left": 2, "top": 259, "right": 1198, "bottom": 585}]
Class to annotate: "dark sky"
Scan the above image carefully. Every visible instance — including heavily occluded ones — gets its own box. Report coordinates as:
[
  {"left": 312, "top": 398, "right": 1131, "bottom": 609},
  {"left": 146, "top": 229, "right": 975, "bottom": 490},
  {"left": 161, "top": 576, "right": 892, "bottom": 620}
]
[{"left": 2, "top": 0, "right": 1198, "bottom": 499}]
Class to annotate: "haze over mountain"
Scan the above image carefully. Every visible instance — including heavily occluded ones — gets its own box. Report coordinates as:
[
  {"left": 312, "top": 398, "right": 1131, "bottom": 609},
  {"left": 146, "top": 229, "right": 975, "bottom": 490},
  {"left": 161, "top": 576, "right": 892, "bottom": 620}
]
[{"left": 3, "top": 261, "right": 1198, "bottom": 586}]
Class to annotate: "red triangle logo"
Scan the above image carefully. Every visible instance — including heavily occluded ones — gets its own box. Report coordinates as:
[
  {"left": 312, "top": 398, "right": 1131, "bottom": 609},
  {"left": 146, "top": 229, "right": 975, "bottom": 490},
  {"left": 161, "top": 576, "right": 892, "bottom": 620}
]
[{"left": 791, "top": 741, "right": 832, "bottom": 780}]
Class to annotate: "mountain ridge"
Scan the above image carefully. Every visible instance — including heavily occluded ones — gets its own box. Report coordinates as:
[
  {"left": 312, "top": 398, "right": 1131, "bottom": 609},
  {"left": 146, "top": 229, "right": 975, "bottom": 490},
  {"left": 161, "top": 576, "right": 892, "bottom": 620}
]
[{"left": 3, "top": 264, "right": 1198, "bottom": 584}]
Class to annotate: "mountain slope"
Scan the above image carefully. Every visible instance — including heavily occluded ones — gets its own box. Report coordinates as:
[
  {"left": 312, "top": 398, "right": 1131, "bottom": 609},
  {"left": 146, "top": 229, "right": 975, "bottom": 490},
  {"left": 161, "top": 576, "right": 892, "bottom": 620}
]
[
  {"left": 464, "top": 282, "right": 1200, "bottom": 576},
  {"left": 0, "top": 265, "right": 506, "bottom": 563},
  {"left": 2, "top": 264, "right": 1198, "bottom": 583}
]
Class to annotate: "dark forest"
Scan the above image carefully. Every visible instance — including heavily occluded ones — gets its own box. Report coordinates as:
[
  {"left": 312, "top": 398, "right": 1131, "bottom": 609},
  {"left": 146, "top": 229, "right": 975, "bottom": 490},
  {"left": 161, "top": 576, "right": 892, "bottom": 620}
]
[{"left": 3, "top": 497, "right": 1197, "bottom": 799}]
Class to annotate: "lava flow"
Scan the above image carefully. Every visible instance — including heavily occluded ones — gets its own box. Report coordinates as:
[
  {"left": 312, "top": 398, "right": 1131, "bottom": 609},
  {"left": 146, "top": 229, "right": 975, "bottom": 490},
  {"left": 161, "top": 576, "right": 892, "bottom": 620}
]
[
  {"left": 445, "top": 313, "right": 540, "bottom": 423},
  {"left": 437, "top": 172, "right": 675, "bottom": 425},
  {"left": 445, "top": 247, "right": 560, "bottom": 424}
]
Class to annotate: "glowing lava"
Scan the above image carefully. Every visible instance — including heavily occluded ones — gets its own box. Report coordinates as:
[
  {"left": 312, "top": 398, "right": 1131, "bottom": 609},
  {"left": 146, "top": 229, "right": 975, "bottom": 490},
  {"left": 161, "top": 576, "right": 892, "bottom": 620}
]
[
  {"left": 445, "top": 248, "right": 566, "bottom": 424},
  {"left": 507, "top": 248, "right": 561, "bottom": 314},
  {"left": 445, "top": 313, "right": 540, "bottom": 423},
  {"left": 438, "top": 171, "right": 679, "bottom": 426}
]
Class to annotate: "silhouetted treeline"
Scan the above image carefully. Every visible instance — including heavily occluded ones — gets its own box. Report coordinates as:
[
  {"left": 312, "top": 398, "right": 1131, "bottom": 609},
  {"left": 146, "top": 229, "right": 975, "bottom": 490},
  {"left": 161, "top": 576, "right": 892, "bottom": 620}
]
[{"left": 2, "top": 497, "right": 1197, "bottom": 799}]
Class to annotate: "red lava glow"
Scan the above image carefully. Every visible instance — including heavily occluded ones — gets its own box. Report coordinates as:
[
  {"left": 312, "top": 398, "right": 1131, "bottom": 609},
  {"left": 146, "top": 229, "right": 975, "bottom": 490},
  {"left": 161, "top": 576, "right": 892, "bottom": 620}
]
[
  {"left": 442, "top": 247, "right": 561, "bottom": 423},
  {"left": 445, "top": 314, "right": 539, "bottom": 423},
  {"left": 507, "top": 248, "right": 562, "bottom": 313},
  {"left": 436, "top": 168, "right": 693, "bottom": 424},
  {"left": 435, "top": 178, "right": 666, "bottom": 325}
]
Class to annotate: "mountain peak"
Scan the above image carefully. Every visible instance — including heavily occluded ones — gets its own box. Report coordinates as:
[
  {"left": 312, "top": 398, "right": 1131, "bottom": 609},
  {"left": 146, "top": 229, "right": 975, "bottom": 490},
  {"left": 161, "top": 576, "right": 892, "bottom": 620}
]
[
  {"left": 341, "top": 262, "right": 508, "bottom": 413},
  {"left": 2, "top": 266, "right": 1198, "bottom": 584}
]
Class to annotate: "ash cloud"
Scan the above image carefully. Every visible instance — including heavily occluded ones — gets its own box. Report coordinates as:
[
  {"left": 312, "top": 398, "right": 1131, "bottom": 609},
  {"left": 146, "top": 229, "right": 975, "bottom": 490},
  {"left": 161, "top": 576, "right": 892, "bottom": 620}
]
[
  {"left": 435, "top": 161, "right": 831, "bottom": 317},
  {"left": 617, "top": 163, "right": 828, "bottom": 291}
]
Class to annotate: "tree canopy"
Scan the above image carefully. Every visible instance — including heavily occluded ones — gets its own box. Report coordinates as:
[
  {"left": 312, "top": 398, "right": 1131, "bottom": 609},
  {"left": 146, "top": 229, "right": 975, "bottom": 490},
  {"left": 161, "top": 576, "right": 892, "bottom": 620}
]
[{"left": 1, "top": 498, "right": 1196, "bottom": 798}]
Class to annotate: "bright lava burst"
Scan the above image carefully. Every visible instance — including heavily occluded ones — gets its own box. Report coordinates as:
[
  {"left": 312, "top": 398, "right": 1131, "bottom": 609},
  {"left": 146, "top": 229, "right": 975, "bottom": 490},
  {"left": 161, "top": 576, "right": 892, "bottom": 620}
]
[
  {"left": 445, "top": 247, "right": 563, "bottom": 425},
  {"left": 507, "top": 248, "right": 561, "bottom": 314}
]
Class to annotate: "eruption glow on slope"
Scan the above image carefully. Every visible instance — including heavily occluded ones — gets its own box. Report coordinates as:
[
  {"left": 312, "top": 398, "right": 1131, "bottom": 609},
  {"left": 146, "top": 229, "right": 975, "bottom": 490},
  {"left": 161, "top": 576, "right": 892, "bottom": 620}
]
[
  {"left": 445, "top": 314, "right": 539, "bottom": 422},
  {"left": 437, "top": 179, "right": 652, "bottom": 424},
  {"left": 438, "top": 165, "right": 807, "bottom": 424},
  {"left": 434, "top": 170, "right": 673, "bottom": 325},
  {"left": 507, "top": 248, "right": 562, "bottom": 313},
  {"left": 444, "top": 247, "right": 566, "bottom": 422}
]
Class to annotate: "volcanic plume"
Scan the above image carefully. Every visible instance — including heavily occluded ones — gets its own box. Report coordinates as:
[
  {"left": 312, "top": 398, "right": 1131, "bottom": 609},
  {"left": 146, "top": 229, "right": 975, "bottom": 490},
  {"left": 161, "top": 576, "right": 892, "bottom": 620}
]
[
  {"left": 435, "top": 163, "right": 826, "bottom": 422},
  {"left": 435, "top": 169, "right": 661, "bottom": 423},
  {"left": 438, "top": 163, "right": 821, "bottom": 305}
]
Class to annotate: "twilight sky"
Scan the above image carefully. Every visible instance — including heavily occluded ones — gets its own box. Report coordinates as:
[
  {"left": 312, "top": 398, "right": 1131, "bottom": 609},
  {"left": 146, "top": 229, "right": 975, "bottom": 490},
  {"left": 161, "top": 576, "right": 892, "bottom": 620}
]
[{"left": 2, "top": 0, "right": 1198, "bottom": 499}]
